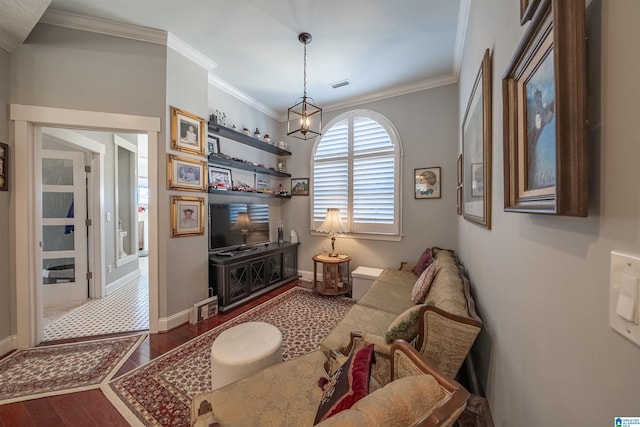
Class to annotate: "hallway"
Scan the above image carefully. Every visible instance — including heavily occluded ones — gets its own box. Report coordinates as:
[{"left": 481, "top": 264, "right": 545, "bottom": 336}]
[{"left": 42, "top": 257, "right": 149, "bottom": 342}]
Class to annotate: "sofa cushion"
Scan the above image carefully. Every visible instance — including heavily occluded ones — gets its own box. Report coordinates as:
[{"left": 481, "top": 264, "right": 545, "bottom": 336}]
[
  {"left": 411, "top": 247, "right": 433, "bottom": 276},
  {"left": 385, "top": 304, "right": 426, "bottom": 344},
  {"left": 411, "top": 260, "right": 438, "bottom": 304},
  {"left": 356, "top": 269, "right": 417, "bottom": 315},
  {"left": 320, "top": 304, "right": 399, "bottom": 354},
  {"left": 426, "top": 261, "right": 468, "bottom": 317},
  {"left": 314, "top": 344, "right": 375, "bottom": 424},
  {"left": 316, "top": 375, "right": 446, "bottom": 427}
]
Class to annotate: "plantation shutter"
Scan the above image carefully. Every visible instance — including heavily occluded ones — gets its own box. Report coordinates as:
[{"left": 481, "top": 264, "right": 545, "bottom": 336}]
[{"left": 312, "top": 112, "right": 400, "bottom": 235}]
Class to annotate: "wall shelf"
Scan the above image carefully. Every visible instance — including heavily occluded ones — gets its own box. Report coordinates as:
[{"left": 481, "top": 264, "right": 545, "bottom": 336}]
[
  {"left": 208, "top": 123, "right": 292, "bottom": 156},
  {"left": 208, "top": 156, "right": 291, "bottom": 178},
  {"left": 208, "top": 189, "right": 291, "bottom": 199}
]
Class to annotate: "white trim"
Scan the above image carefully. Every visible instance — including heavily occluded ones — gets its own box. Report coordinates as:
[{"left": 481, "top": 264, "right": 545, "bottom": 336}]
[
  {"left": 168, "top": 33, "right": 217, "bottom": 72},
  {"left": 309, "top": 230, "right": 403, "bottom": 242},
  {"left": 453, "top": 0, "right": 471, "bottom": 80},
  {"left": 40, "top": 9, "right": 167, "bottom": 46},
  {"left": 158, "top": 308, "right": 191, "bottom": 332},
  {"left": 298, "top": 269, "right": 314, "bottom": 284},
  {"left": 323, "top": 74, "right": 458, "bottom": 113},
  {"left": 115, "top": 254, "right": 138, "bottom": 269},
  {"left": 10, "top": 104, "right": 161, "bottom": 348},
  {"left": 0, "top": 334, "right": 17, "bottom": 357},
  {"left": 106, "top": 268, "right": 140, "bottom": 296},
  {"left": 208, "top": 73, "right": 283, "bottom": 121}
]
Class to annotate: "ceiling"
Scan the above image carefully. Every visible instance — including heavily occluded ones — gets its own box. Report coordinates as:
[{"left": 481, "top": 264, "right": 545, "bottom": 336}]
[{"left": 12, "top": 0, "right": 468, "bottom": 119}]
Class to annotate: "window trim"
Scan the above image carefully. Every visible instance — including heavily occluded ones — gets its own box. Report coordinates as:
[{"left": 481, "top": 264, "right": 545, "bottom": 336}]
[{"left": 309, "top": 109, "right": 403, "bottom": 240}]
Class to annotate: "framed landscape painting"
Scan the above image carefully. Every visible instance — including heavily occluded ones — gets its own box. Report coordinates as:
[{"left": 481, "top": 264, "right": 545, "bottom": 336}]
[
  {"left": 502, "top": 0, "right": 587, "bottom": 216},
  {"left": 462, "top": 49, "right": 492, "bottom": 229}
]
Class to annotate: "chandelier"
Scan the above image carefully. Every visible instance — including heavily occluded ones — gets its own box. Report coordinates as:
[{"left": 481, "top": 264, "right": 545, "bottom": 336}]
[{"left": 287, "top": 32, "right": 322, "bottom": 140}]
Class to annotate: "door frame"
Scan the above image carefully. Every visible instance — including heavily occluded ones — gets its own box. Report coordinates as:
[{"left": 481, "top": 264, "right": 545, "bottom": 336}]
[{"left": 10, "top": 104, "right": 161, "bottom": 348}]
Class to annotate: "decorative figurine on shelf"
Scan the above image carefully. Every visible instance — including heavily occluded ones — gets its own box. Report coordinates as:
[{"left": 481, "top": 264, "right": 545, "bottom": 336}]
[
  {"left": 210, "top": 110, "right": 226, "bottom": 126},
  {"left": 263, "top": 134, "right": 271, "bottom": 144},
  {"left": 243, "top": 128, "right": 250, "bottom": 135},
  {"left": 253, "top": 128, "right": 261, "bottom": 139},
  {"left": 231, "top": 124, "right": 237, "bottom": 131}
]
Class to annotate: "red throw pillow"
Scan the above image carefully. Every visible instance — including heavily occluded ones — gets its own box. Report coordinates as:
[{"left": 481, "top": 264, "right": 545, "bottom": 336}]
[
  {"left": 412, "top": 247, "right": 433, "bottom": 276},
  {"left": 314, "top": 344, "right": 375, "bottom": 424}
]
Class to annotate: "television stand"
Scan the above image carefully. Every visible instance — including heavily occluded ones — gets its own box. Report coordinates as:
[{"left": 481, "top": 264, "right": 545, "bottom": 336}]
[{"left": 209, "top": 242, "right": 299, "bottom": 312}]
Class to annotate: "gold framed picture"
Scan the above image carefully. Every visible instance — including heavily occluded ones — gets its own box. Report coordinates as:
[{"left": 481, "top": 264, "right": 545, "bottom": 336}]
[
  {"left": 171, "top": 195, "right": 205, "bottom": 237},
  {"left": 170, "top": 106, "right": 206, "bottom": 156},
  {"left": 0, "top": 142, "right": 7, "bottom": 191},
  {"left": 167, "top": 154, "right": 207, "bottom": 192}
]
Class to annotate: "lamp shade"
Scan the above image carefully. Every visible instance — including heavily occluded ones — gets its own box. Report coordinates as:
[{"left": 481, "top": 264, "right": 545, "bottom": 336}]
[
  {"left": 232, "top": 212, "right": 251, "bottom": 231},
  {"left": 317, "top": 208, "right": 349, "bottom": 234}
]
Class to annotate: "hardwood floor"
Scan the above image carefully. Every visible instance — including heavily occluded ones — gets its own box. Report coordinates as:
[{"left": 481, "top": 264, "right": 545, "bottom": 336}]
[{"left": 0, "top": 281, "right": 302, "bottom": 426}]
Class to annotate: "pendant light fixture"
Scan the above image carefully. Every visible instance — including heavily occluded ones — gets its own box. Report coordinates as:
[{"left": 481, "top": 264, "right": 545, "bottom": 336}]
[{"left": 287, "top": 32, "right": 322, "bottom": 140}]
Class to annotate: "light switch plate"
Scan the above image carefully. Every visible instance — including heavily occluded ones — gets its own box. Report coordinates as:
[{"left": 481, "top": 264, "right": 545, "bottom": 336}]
[{"left": 610, "top": 251, "right": 640, "bottom": 347}]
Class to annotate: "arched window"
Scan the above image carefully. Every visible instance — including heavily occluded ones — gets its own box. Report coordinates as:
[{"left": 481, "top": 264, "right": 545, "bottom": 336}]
[{"left": 311, "top": 110, "right": 402, "bottom": 237}]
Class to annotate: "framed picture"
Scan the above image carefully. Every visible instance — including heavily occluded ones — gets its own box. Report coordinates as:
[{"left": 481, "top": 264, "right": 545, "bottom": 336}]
[
  {"left": 503, "top": 0, "right": 587, "bottom": 216},
  {"left": 207, "top": 135, "right": 220, "bottom": 157},
  {"left": 457, "top": 186, "right": 462, "bottom": 216},
  {"left": 414, "top": 167, "right": 441, "bottom": 199},
  {"left": 291, "top": 178, "right": 309, "bottom": 196},
  {"left": 0, "top": 142, "right": 7, "bottom": 191},
  {"left": 255, "top": 174, "right": 271, "bottom": 191},
  {"left": 457, "top": 154, "right": 463, "bottom": 186},
  {"left": 170, "top": 106, "right": 206, "bottom": 156},
  {"left": 462, "top": 48, "right": 492, "bottom": 229},
  {"left": 171, "top": 195, "right": 205, "bottom": 237},
  {"left": 520, "top": 0, "right": 542, "bottom": 24},
  {"left": 208, "top": 165, "right": 232, "bottom": 190},
  {"left": 167, "top": 155, "right": 207, "bottom": 192}
]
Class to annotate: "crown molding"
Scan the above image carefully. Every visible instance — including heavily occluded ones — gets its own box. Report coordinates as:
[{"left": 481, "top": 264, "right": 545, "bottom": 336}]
[
  {"left": 41, "top": 9, "right": 167, "bottom": 45},
  {"left": 0, "top": 30, "right": 17, "bottom": 52},
  {"left": 208, "top": 73, "right": 284, "bottom": 121},
  {"left": 452, "top": 0, "right": 471, "bottom": 80},
  {"left": 323, "top": 73, "right": 458, "bottom": 113},
  {"left": 167, "top": 33, "right": 217, "bottom": 72}
]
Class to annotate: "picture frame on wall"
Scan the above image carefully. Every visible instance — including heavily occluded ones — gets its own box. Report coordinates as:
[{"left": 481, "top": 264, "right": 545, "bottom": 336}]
[
  {"left": 291, "top": 178, "right": 309, "bottom": 196},
  {"left": 170, "top": 106, "right": 206, "bottom": 156},
  {"left": 457, "top": 186, "right": 462, "bottom": 216},
  {"left": 520, "top": 0, "right": 542, "bottom": 25},
  {"left": 0, "top": 142, "right": 7, "bottom": 191},
  {"left": 414, "top": 167, "right": 441, "bottom": 199},
  {"left": 208, "top": 165, "right": 232, "bottom": 190},
  {"left": 167, "top": 154, "right": 207, "bottom": 192},
  {"left": 503, "top": 0, "right": 587, "bottom": 216},
  {"left": 457, "top": 153, "right": 463, "bottom": 186},
  {"left": 207, "top": 135, "right": 220, "bottom": 157},
  {"left": 462, "top": 48, "right": 492, "bottom": 229},
  {"left": 171, "top": 195, "right": 205, "bottom": 237}
]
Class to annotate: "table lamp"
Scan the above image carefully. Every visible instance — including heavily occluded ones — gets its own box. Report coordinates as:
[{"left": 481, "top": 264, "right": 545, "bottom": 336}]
[
  {"left": 317, "top": 208, "right": 349, "bottom": 257},
  {"left": 232, "top": 212, "right": 252, "bottom": 245}
]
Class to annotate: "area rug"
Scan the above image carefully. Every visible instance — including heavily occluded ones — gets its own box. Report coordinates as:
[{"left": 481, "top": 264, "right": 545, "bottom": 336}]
[
  {"left": 105, "top": 287, "right": 355, "bottom": 426},
  {"left": 0, "top": 333, "right": 146, "bottom": 404}
]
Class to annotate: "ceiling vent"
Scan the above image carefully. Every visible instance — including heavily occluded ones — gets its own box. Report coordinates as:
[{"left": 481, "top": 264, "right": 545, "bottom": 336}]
[{"left": 331, "top": 80, "right": 350, "bottom": 89}]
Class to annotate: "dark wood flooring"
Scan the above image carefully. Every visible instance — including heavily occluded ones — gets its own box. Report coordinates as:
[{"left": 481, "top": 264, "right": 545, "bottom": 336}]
[{"left": 0, "top": 281, "right": 302, "bottom": 426}]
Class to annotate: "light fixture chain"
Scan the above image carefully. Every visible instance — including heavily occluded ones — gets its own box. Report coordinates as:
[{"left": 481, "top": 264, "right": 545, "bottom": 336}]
[{"left": 303, "top": 41, "right": 307, "bottom": 98}]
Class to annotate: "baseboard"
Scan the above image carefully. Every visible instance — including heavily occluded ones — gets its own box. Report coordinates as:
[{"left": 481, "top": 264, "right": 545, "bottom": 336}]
[
  {"left": 106, "top": 269, "right": 141, "bottom": 296},
  {"left": 158, "top": 308, "right": 191, "bottom": 332},
  {"left": 298, "top": 269, "right": 314, "bottom": 283},
  {"left": 0, "top": 334, "right": 17, "bottom": 356}
]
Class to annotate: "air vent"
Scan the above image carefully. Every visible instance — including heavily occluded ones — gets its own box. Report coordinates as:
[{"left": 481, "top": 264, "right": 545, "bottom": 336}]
[{"left": 331, "top": 80, "right": 350, "bottom": 89}]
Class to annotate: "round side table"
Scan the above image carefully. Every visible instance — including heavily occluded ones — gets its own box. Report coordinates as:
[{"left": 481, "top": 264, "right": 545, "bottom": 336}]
[{"left": 312, "top": 254, "right": 352, "bottom": 296}]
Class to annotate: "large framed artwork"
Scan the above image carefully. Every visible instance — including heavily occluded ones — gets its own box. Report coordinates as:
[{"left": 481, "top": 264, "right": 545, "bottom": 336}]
[
  {"left": 167, "top": 155, "right": 207, "bottom": 192},
  {"left": 171, "top": 195, "right": 205, "bottom": 237},
  {"left": 462, "top": 49, "right": 492, "bottom": 229},
  {"left": 502, "top": 0, "right": 587, "bottom": 216},
  {"left": 170, "top": 106, "right": 206, "bottom": 156}
]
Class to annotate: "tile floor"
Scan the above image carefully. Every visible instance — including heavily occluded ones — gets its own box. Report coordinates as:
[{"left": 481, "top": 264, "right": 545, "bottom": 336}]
[{"left": 42, "top": 257, "right": 149, "bottom": 342}]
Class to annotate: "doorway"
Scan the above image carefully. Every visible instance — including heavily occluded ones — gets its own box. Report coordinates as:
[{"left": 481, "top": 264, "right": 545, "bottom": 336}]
[{"left": 10, "top": 104, "right": 161, "bottom": 348}]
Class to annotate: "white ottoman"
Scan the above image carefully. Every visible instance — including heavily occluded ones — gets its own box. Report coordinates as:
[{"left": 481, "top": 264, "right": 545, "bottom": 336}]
[
  {"left": 210, "top": 321, "right": 283, "bottom": 390},
  {"left": 351, "top": 266, "right": 384, "bottom": 300}
]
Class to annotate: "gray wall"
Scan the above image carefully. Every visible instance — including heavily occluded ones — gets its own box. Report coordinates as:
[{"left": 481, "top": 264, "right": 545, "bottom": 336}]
[
  {"left": 458, "top": 0, "right": 640, "bottom": 425},
  {"left": 285, "top": 84, "right": 460, "bottom": 274},
  {"left": 0, "top": 48, "right": 10, "bottom": 343}
]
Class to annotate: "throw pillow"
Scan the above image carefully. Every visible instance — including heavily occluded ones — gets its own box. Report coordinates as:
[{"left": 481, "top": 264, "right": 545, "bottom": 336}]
[
  {"left": 314, "top": 344, "right": 375, "bottom": 424},
  {"left": 411, "top": 260, "right": 438, "bottom": 304},
  {"left": 411, "top": 248, "right": 433, "bottom": 276},
  {"left": 385, "top": 304, "right": 426, "bottom": 344}
]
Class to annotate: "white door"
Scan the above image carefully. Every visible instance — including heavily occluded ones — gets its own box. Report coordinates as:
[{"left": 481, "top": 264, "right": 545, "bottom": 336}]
[{"left": 41, "top": 150, "right": 89, "bottom": 305}]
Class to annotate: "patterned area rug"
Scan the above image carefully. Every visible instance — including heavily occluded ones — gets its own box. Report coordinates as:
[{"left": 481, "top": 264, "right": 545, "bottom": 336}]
[
  {"left": 106, "top": 287, "right": 355, "bottom": 426},
  {"left": 0, "top": 333, "right": 146, "bottom": 404}
]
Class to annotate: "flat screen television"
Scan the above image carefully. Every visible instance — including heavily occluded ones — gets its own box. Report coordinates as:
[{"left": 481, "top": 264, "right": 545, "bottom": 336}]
[{"left": 208, "top": 202, "right": 270, "bottom": 252}]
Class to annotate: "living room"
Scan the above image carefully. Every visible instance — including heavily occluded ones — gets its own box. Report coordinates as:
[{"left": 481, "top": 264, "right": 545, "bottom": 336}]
[{"left": 1, "top": 0, "right": 639, "bottom": 426}]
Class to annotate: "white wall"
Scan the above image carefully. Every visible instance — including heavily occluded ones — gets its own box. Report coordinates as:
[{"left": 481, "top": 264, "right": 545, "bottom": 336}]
[
  {"left": 285, "top": 84, "right": 460, "bottom": 274},
  {"left": 458, "top": 1, "right": 640, "bottom": 425}
]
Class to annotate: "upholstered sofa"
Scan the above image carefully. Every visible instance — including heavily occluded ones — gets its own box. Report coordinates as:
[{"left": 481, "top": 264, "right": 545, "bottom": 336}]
[
  {"left": 191, "top": 339, "right": 469, "bottom": 427},
  {"left": 320, "top": 247, "right": 482, "bottom": 380}
]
